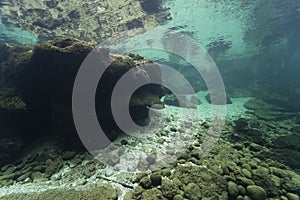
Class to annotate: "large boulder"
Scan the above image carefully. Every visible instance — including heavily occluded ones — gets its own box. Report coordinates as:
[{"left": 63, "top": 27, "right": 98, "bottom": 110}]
[
  {"left": 0, "top": 37, "right": 166, "bottom": 149},
  {"left": 0, "top": 87, "right": 26, "bottom": 166}
]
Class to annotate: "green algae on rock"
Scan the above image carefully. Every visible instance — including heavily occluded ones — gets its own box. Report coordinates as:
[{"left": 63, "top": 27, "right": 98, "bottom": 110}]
[
  {"left": 170, "top": 165, "right": 228, "bottom": 199},
  {"left": 0, "top": 185, "right": 118, "bottom": 200},
  {"left": 0, "top": 0, "right": 169, "bottom": 44},
  {"left": 246, "top": 185, "right": 267, "bottom": 200}
]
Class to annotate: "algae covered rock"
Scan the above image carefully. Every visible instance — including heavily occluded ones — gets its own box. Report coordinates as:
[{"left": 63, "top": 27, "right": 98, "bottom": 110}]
[
  {"left": 0, "top": 185, "right": 118, "bottom": 200},
  {"left": 141, "top": 188, "right": 166, "bottom": 200},
  {"left": 150, "top": 172, "right": 162, "bottom": 186},
  {"left": 252, "top": 166, "right": 280, "bottom": 196},
  {"left": 0, "top": 37, "right": 167, "bottom": 155},
  {"left": 184, "top": 182, "right": 202, "bottom": 200},
  {"left": 227, "top": 181, "right": 239, "bottom": 197},
  {"left": 136, "top": 164, "right": 228, "bottom": 199},
  {"left": 246, "top": 185, "right": 267, "bottom": 200},
  {"left": 161, "top": 179, "right": 178, "bottom": 199},
  {"left": 282, "top": 170, "right": 300, "bottom": 193},
  {"left": 140, "top": 176, "right": 152, "bottom": 189},
  {"left": 205, "top": 92, "right": 232, "bottom": 105},
  {"left": 170, "top": 165, "right": 228, "bottom": 199},
  {"left": 286, "top": 193, "right": 300, "bottom": 200},
  {"left": 0, "top": 87, "right": 26, "bottom": 111},
  {"left": 163, "top": 93, "right": 200, "bottom": 108}
]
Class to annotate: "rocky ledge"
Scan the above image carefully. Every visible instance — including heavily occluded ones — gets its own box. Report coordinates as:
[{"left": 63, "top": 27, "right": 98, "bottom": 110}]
[{"left": 0, "top": 37, "right": 167, "bottom": 165}]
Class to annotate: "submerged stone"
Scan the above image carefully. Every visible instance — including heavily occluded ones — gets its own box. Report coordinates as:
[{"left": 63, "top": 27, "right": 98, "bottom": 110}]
[
  {"left": 227, "top": 181, "right": 239, "bottom": 197},
  {"left": 246, "top": 185, "right": 267, "bottom": 200},
  {"left": 141, "top": 188, "right": 166, "bottom": 200},
  {"left": 170, "top": 165, "right": 227, "bottom": 199},
  {"left": 0, "top": 37, "right": 167, "bottom": 150},
  {"left": 286, "top": 193, "right": 300, "bottom": 200}
]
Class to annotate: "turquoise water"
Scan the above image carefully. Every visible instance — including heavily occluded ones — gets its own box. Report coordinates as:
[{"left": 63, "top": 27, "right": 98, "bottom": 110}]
[
  {"left": 0, "top": 19, "right": 37, "bottom": 44},
  {"left": 0, "top": 0, "right": 300, "bottom": 199},
  {"left": 103, "top": 0, "right": 300, "bottom": 109}
]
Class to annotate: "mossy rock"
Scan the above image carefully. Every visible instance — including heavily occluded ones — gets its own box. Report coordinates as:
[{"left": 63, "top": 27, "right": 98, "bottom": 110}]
[
  {"left": 163, "top": 93, "right": 200, "bottom": 108},
  {"left": 282, "top": 170, "right": 300, "bottom": 193},
  {"left": 0, "top": 186, "right": 118, "bottom": 200},
  {"left": 252, "top": 167, "right": 280, "bottom": 196},
  {"left": 170, "top": 165, "right": 227, "bottom": 199},
  {"left": 246, "top": 185, "right": 267, "bottom": 200},
  {"left": 140, "top": 176, "right": 152, "bottom": 189},
  {"left": 161, "top": 179, "right": 178, "bottom": 199},
  {"left": 0, "top": 44, "right": 32, "bottom": 84},
  {"left": 184, "top": 182, "right": 202, "bottom": 200},
  {"left": 150, "top": 172, "right": 162, "bottom": 186},
  {"left": 286, "top": 193, "right": 300, "bottom": 200},
  {"left": 272, "top": 134, "right": 300, "bottom": 151},
  {"left": 227, "top": 181, "right": 239, "bottom": 197},
  {"left": 205, "top": 93, "right": 232, "bottom": 105},
  {"left": 0, "top": 87, "right": 26, "bottom": 111},
  {"left": 267, "top": 149, "right": 300, "bottom": 173},
  {"left": 140, "top": 188, "right": 166, "bottom": 200}
]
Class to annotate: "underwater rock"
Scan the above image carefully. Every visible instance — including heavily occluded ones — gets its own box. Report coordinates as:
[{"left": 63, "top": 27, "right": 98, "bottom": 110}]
[
  {"left": 0, "top": 186, "right": 118, "bottom": 200},
  {"left": 133, "top": 185, "right": 144, "bottom": 196},
  {"left": 8, "top": 37, "right": 96, "bottom": 143},
  {"left": 161, "top": 179, "right": 177, "bottom": 199},
  {"left": 236, "top": 177, "right": 255, "bottom": 187},
  {"left": 62, "top": 151, "right": 76, "bottom": 160},
  {"left": 244, "top": 99, "right": 292, "bottom": 121},
  {"left": 272, "top": 134, "right": 300, "bottom": 151},
  {"left": 139, "top": 0, "right": 162, "bottom": 13},
  {"left": 31, "top": 171, "right": 48, "bottom": 183},
  {"left": 241, "top": 168, "right": 252, "bottom": 179},
  {"left": 227, "top": 181, "right": 239, "bottom": 197},
  {"left": 184, "top": 182, "right": 202, "bottom": 200},
  {"left": 249, "top": 143, "right": 264, "bottom": 152},
  {"left": 0, "top": 37, "right": 167, "bottom": 150},
  {"left": 261, "top": 134, "right": 300, "bottom": 172},
  {"left": 252, "top": 166, "right": 280, "bottom": 196},
  {"left": 0, "top": 87, "right": 26, "bottom": 166},
  {"left": 246, "top": 185, "right": 267, "bottom": 200},
  {"left": 0, "top": 43, "right": 32, "bottom": 83},
  {"left": 234, "top": 118, "right": 249, "bottom": 131},
  {"left": 141, "top": 188, "right": 166, "bottom": 200},
  {"left": 163, "top": 93, "right": 200, "bottom": 108},
  {"left": 286, "top": 193, "right": 300, "bottom": 200},
  {"left": 140, "top": 176, "right": 152, "bottom": 189},
  {"left": 0, "top": 132, "right": 24, "bottom": 167},
  {"left": 205, "top": 93, "right": 232, "bottom": 105},
  {"left": 173, "top": 194, "right": 184, "bottom": 200},
  {"left": 150, "top": 172, "right": 162, "bottom": 186},
  {"left": 170, "top": 165, "right": 228, "bottom": 199},
  {"left": 163, "top": 94, "right": 180, "bottom": 106},
  {"left": 259, "top": 88, "right": 300, "bottom": 112},
  {"left": 231, "top": 118, "right": 267, "bottom": 146}
]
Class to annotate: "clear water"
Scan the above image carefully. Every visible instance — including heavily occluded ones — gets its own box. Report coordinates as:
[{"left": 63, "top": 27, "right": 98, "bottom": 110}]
[{"left": 0, "top": 0, "right": 300, "bottom": 199}]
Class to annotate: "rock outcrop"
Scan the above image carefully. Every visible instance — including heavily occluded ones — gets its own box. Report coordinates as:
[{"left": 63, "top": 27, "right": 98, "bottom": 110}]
[{"left": 0, "top": 37, "right": 166, "bottom": 165}]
